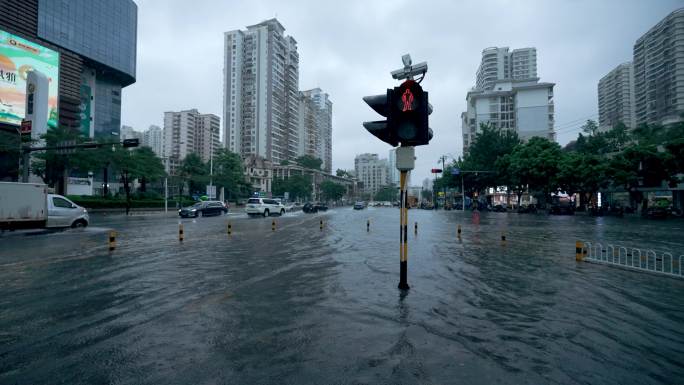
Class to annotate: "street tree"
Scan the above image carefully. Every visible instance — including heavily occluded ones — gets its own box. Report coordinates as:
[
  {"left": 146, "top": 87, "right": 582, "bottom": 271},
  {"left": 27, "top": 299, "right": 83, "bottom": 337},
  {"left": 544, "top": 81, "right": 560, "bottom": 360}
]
[
  {"left": 212, "top": 148, "right": 248, "bottom": 201},
  {"left": 374, "top": 185, "right": 398, "bottom": 202},
  {"left": 179, "top": 153, "right": 207, "bottom": 196},
  {"left": 581, "top": 119, "right": 598, "bottom": 136},
  {"left": 504, "top": 137, "right": 563, "bottom": 206},
  {"left": 295, "top": 155, "right": 323, "bottom": 170},
  {"left": 556, "top": 152, "right": 609, "bottom": 207},
  {"left": 131, "top": 146, "right": 165, "bottom": 193},
  {"left": 272, "top": 174, "right": 312, "bottom": 201},
  {"left": 320, "top": 180, "right": 346, "bottom": 201}
]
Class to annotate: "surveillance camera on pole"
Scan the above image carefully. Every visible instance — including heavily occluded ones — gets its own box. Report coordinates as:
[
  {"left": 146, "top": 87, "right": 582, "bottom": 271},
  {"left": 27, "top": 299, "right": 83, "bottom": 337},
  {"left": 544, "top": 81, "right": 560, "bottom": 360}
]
[{"left": 361, "top": 54, "right": 434, "bottom": 291}]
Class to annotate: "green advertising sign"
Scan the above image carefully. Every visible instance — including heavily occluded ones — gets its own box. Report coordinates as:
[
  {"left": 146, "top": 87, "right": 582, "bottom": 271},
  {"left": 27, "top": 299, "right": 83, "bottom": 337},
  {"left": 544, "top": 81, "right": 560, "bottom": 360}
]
[{"left": 0, "top": 29, "right": 59, "bottom": 129}]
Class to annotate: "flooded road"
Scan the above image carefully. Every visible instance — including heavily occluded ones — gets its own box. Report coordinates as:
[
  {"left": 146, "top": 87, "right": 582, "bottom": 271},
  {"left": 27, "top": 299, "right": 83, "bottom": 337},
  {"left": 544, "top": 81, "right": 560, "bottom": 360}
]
[{"left": 1, "top": 208, "right": 683, "bottom": 384}]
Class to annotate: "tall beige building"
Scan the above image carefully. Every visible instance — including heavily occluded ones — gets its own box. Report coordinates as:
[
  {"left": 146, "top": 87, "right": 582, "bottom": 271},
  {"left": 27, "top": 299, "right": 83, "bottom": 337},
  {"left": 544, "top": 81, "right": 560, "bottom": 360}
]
[
  {"left": 163, "top": 109, "right": 221, "bottom": 174},
  {"left": 354, "top": 153, "right": 389, "bottom": 196},
  {"left": 223, "top": 19, "right": 300, "bottom": 165},
  {"left": 298, "top": 88, "right": 332, "bottom": 173}
]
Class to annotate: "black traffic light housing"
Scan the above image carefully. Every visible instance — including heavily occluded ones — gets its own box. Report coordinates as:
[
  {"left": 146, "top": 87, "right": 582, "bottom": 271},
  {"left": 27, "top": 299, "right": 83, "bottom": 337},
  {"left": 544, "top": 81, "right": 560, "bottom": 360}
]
[
  {"left": 388, "top": 80, "right": 432, "bottom": 146},
  {"left": 122, "top": 138, "right": 139, "bottom": 148},
  {"left": 363, "top": 80, "right": 432, "bottom": 147}
]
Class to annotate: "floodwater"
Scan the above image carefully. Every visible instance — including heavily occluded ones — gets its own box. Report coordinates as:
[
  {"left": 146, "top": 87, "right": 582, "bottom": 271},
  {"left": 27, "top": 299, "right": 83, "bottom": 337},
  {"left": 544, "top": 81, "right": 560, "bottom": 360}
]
[{"left": 1, "top": 208, "right": 683, "bottom": 384}]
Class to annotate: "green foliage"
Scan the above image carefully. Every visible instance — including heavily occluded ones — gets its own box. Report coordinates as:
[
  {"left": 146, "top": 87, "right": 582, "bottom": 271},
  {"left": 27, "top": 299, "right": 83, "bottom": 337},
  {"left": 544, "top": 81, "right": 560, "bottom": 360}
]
[
  {"left": 212, "top": 148, "right": 249, "bottom": 199},
  {"left": 501, "top": 137, "right": 562, "bottom": 203},
  {"left": 67, "top": 195, "right": 195, "bottom": 209},
  {"left": 374, "top": 185, "right": 398, "bottom": 202},
  {"left": 179, "top": 153, "right": 207, "bottom": 195},
  {"left": 320, "top": 180, "right": 346, "bottom": 201},
  {"left": 336, "top": 169, "right": 352, "bottom": 178},
  {"left": 581, "top": 119, "right": 598, "bottom": 136},
  {"left": 272, "top": 174, "right": 312, "bottom": 201},
  {"left": 295, "top": 155, "right": 323, "bottom": 170}
]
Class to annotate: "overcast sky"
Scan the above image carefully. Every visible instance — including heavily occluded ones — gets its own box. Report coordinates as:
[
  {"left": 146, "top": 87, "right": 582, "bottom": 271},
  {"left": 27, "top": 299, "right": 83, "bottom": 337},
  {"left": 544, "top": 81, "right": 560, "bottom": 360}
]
[{"left": 122, "top": 0, "right": 681, "bottom": 184}]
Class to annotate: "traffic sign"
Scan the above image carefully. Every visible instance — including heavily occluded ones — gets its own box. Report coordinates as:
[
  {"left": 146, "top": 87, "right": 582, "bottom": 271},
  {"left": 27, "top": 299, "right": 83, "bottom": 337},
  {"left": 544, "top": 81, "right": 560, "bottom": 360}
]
[
  {"left": 451, "top": 168, "right": 460, "bottom": 175},
  {"left": 431, "top": 168, "right": 442, "bottom": 174},
  {"left": 20, "top": 120, "right": 31, "bottom": 135}
]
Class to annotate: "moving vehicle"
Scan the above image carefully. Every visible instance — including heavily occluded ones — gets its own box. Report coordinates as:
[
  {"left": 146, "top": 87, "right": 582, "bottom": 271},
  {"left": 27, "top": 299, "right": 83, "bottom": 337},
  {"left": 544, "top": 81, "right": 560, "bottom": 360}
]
[
  {"left": 0, "top": 182, "right": 89, "bottom": 230},
  {"left": 353, "top": 201, "right": 366, "bottom": 210},
  {"left": 517, "top": 204, "right": 537, "bottom": 214},
  {"left": 179, "top": 200, "right": 228, "bottom": 218},
  {"left": 492, "top": 204, "right": 507, "bottom": 212},
  {"left": 303, "top": 202, "right": 328, "bottom": 213},
  {"left": 245, "top": 198, "right": 285, "bottom": 217}
]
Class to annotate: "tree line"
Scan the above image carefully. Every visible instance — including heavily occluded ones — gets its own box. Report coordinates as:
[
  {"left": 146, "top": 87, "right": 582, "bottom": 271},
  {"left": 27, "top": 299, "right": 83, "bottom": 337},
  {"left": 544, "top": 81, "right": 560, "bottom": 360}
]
[{"left": 436, "top": 119, "right": 684, "bottom": 208}]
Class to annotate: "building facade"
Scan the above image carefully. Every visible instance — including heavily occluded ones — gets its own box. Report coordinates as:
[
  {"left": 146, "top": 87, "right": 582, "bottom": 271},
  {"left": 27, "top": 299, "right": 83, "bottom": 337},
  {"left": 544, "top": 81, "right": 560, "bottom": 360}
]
[
  {"left": 633, "top": 8, "right": 684, "bottom": 126},
  {"left": 298, "top": 88, "right": 332, "bottom": 173},
  {"left": 0, "top": 0, "right": 137, "bottom": 139},
  {"left": 463, "top": 46, "right": 554, "bottom": 154},
  {"left": 243, "top": 155, "right": 273, "bottom": 194},
  {"left": 598, "top": 62, "right": 636, "bottom": 130},
  {"left": 142, "top": 125, "right": 163, "bottom": 157},
  {"left": 388, "top": 149, "right": 399, "bottom": 186},
  {"left": 476, "top": 47, "right": 537, "bottom": 91},
  {"left": 223, "top": 19, "right": 300, "bottom": 165},
  {"left": 354, "top": 153, "right": 390, "bottom": 196},
  {"left": 163, "top": 109, "right": 221, "bottom": 174}
]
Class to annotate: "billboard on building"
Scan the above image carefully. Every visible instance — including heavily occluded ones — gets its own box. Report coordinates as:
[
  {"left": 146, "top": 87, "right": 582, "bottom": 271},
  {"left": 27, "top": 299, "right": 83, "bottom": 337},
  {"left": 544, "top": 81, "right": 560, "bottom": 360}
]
[{"left": 0, "top": 29, "right": 59, "bottom": 129}]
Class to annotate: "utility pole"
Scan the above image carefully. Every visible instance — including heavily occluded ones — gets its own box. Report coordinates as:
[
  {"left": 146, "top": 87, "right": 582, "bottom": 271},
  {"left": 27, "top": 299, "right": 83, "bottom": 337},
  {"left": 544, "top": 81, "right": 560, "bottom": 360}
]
[{"left": 438, "top": 155, "right": 448, "bottom": 209}]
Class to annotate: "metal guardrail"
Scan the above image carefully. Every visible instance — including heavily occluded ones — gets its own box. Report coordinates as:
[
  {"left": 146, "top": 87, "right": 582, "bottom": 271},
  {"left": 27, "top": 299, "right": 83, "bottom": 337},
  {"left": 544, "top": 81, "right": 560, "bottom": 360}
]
[{"left": 579, "top": 241, "right": 682, "bottom": 278}]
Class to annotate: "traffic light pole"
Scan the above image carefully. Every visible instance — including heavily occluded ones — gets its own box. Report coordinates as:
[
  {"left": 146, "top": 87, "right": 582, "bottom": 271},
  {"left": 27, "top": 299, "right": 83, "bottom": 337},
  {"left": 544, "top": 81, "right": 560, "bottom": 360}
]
[{"left": 399, "top": 169, "right": 410, "bottom": 290}]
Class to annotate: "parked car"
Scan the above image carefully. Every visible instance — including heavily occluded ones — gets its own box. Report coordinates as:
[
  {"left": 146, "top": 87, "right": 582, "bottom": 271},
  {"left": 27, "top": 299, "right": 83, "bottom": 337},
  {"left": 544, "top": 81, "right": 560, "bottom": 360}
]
[
  {"left": 179, "top": 200, "right": 228, "bottom": 218},
  {"left": 353, "top": 201, "right": 366, "bottom": 210},
  {"left": 245, "top": 198, "right": 285, "bottom": 217},
  {"left": 315, "top": 202, "right": 328, "bottom": 211},
  {"left": 549, "top": 203, "right": 575, "bottom": 215}
]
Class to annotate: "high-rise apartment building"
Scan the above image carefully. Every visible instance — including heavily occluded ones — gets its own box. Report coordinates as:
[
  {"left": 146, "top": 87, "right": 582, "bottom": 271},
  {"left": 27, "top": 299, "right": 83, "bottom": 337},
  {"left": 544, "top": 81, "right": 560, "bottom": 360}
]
[
  {"left": 196, "top": 114, "right": 221, "bottom": 164},
  {"left": 142, "top": 125, "right": 163, "bottom": 158},
  {"left": 476, "top": 47, "right": 537, "bottom": 91},
  {"left": 120, "top": 125, "right": 142, "bottom": 141},
  {"left": 388, "top": 149, "right": 399, "bottom": 186},
  {"left": 462, "top": 46, "right": 554, "bottom": 154},
  {"left": 633, "top": 8, "right": 684, "bottom": 126},
  {"left": 223, "top": 19, "right": 300, "bottom": 165},
  {"left": 298, "top": 88, "right": 332, "bottom": 173},
  {"left": 354, "top": 153, "right": 389, "bottom": 196},
  {"left": 163, "top": 109, "right": 221, "bottom": 174},
  {"left": 598, "top": 62, "right": 636, "bottom": 130}
]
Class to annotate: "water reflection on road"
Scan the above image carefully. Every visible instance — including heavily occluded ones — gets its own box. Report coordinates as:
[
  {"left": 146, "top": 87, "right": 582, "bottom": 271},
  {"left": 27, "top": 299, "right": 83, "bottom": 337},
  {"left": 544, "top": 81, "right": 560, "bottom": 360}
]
[{"left": 1, "top": 208, "right": 683, "bottom": 384}]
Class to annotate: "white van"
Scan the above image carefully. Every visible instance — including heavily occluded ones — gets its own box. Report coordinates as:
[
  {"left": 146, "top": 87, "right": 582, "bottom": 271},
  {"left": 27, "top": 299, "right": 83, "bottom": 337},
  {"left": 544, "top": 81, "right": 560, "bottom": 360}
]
[{"left": 47, "top": 194, "right": 90, "bottom": 228}]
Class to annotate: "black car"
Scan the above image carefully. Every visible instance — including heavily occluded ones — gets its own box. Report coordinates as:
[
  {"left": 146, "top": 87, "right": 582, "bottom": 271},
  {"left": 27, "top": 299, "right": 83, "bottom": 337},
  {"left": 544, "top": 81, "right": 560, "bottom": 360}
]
[
  {"left": 179, "top": 201, "right": 228, "bottom": 218},
  {"left": 303, "top": 202, "right": 328, "bottom": 213}
]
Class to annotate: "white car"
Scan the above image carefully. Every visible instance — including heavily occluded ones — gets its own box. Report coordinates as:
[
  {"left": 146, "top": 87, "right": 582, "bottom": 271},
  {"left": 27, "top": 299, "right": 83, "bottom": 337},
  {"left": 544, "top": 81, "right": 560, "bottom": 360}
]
[
  {"left": 245, "top": 198, "right": 286, "bottom": 217},
  {"left": 47, "top": 194, "right": 89, "bottom": 228}
]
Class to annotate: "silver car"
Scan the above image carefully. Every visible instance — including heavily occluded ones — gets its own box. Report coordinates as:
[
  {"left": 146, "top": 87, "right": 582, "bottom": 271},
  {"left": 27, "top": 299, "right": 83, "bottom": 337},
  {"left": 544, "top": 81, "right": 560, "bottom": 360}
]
[{"left": 47, "top": 194, "right": 89, "bottom": 228}]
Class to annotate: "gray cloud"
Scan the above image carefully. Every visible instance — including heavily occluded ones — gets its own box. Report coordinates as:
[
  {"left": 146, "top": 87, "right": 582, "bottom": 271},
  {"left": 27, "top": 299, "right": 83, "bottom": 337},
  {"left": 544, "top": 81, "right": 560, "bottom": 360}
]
[{"left": 123, "top": 0, "right": 681, "bottom": 184}]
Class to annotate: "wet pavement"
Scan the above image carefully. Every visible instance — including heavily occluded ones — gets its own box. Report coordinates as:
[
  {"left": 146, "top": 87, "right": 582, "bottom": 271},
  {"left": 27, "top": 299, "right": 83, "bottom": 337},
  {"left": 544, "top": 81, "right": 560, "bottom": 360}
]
[{"left": 1, "top": 208, "right": 683, "bottom": 384}]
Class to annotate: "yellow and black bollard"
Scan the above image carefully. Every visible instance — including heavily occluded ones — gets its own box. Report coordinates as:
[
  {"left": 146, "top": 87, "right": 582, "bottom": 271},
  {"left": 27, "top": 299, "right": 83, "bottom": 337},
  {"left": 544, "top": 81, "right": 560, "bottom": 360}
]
[
  {"left": 367, "top": 219, "right": 370, "bottom": 232},
  {"left": 398, "top": 170, "right": 409, "bottom": 290},
  {"left": 179, "top": 223, "right": 184, "bottom": 242},
  {"left": 227, "top": 222, "right": 232, "bottom": 236},
  {"left": 414, "top": 222, "right": 418, "bottom": 235},
  {"left": 108, "top": 231, "right": 116, "bottom": 251},
  {"left": 575, "top": 241, "right": 584, "bottom": 261},
  {"left": 272, "top": 219, "right": 276, "bottom": 231},
  {"left": 457, "top": 224, "right": 462, "bottom": 237},
  {"left": 501, "top": 232, "right": 506, "bottom": 242},
  {"left": 320, "top": 219, "right": 323, "bottom": 231}
]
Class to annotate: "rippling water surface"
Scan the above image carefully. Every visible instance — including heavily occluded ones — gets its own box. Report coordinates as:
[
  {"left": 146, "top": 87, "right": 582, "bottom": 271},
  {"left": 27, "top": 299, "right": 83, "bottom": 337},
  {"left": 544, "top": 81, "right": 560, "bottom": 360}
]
[{"left": 1, "top": 209, "right": 683, "bottom": 384}]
